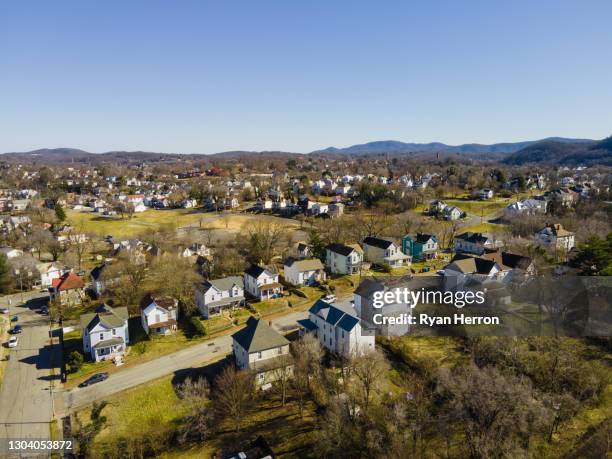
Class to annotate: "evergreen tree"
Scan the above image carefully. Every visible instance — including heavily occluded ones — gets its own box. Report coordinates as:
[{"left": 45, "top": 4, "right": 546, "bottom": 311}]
[
  {"left": 0, "top": 254, "right": 10, "bottom": 294},
  {"left": 54, "top": 203, "right": 66, "bottom": 222}
]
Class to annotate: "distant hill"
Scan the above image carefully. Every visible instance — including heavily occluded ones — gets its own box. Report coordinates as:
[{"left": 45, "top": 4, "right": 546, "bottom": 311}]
[
  {"left": 311, "top": 137, "right": 593, "bottom": 155},
  {"left": 503, "top": 136, "right": 612, "bottom": 166}
]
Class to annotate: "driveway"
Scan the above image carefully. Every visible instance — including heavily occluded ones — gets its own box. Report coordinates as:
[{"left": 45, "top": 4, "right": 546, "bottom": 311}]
[
  {"left": 56, "top": 309, "right": 310, "bottom": 415},
  {"left": 0, "top": 291, "right": 61, "bottom": 441}
]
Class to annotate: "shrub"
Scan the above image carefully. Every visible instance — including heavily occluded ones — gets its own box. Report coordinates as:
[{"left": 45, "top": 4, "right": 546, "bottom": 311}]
[
  {"left": 190, "top": 316, "right": 207, "bottom": 337},
  {"left": 381, "top": 263, "right": 392, "bottom": 273},
  {"left": 67, "top": 351, "right": 84, "bottom": 373}
]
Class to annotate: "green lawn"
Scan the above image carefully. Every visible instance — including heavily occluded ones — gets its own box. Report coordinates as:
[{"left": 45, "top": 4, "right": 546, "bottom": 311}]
[
  {"left": 460, "top": 222, "right": 507, "bottom": 234},
  {"left": 67, "top": 208, "right": 304, "bottom": 239},
  {"left": 75, "top": 376, "right": 188, "bottom": 457},
  {"left": 445, "top": 199, "right": 508, "bottom": 217}
]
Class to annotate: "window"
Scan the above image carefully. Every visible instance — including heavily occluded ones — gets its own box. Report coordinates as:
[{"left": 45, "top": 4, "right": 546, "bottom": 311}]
[
  {"left": 112, "top": 329, "right": 116, "bottom": 335},
  {"left": 277, "top": 347, "right": 283, "bottom": 355},
  {"left": 99, "top": 333, "right": 104, "bottom": 340},
  {"left": 257, "top": 351, "right": 262, "bottom": 359}
]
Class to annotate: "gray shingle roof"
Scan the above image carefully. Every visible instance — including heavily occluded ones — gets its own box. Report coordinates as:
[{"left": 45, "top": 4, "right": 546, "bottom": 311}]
[
  {"left": 80, "top": 304, "right": 128, "bottom": 332},
  {"left": 232, "top": 317, "right": 289, "bottom": 353},
  {"left": 203, "top": 276, "right": 244, "bottom": 293}
]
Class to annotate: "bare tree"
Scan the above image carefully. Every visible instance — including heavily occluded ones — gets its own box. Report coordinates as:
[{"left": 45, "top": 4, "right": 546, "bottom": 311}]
[
  {"left": 351, "top": 349, "right": 390, "bottom": 413},
  {"left": 213, "top": 365, "right": 255, "bottom": 433},
  {"left": 176, "top": 377, "right": 214, "bottom": 443}
]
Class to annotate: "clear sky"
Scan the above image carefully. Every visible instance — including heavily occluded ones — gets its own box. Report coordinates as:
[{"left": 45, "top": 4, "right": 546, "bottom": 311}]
[{"left": 1, "top": 1, "right": 611, "bottom": 153}]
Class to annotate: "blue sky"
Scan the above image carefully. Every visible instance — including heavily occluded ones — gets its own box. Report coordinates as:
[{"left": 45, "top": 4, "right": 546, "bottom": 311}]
[{"left": 1, "top": 1, "right": 611, "bottom": 153}]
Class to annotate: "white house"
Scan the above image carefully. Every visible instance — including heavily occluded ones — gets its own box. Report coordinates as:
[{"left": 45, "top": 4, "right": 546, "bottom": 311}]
[
  {"left": 535, "top": 223, "right": 575, "bottom": 252},
  {"left": 283, "top": 258, "right": 326, "bottom": 286},
  {"left": 443, "top": 206, "right": 463, "bottom": 221},
  {"left": 140, "top": 294, "right": 178, "bottom": 336},
  {"left": 298, "top": 299, "right": 375, "bottom": 358},
  {"left": 325, "top": 243, "right": 363, "bottom": 275},
  {"left": 244, "top": 265, "right": 283, "bottom": 300},
  {"left": 80, "top": 304, "right": 129, "bottom": 362},
  {"left": 232, "top": 317, "right": 293, "bottom": 386},
  {"left": 37, "top": 262, "right": 68, "bottom": 289},
  {"left": 454, "top": 232, "right": 498, "bottom": 255},
  {"left": 0, "top": 247, "right": 23, "bottom": 259},
  {"left": 506, "top": 198, "right": 547, "bottom": 215},
  {"left": 443, "top": 255, "right": 502, "bottom": 291},
  {"left": 362, "top": 237, "right": 410, "bottom": 268},
  {"left": 475, "top": 188, "right": 494, "bottom": 200},
  {"left": 180, "top": 243, "right": 211, "bottom": 258},
  {"left": 195, "top": 276, "right": 245, "bottom": 319}
]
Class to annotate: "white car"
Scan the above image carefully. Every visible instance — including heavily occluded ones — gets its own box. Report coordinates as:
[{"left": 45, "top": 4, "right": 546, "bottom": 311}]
[
  {"left": 8, "top": 336, "right": 18, "bottom": 348},
  {"left": 323, "top": 294, "right": 337, "bottom": 303}
]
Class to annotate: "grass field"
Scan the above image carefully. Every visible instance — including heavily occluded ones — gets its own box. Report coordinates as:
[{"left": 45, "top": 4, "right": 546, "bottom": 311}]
[
  {"left": 66, "top": 208, "right": 303, "bottom": 240},
  {"left": 75, "top": 376, "right": 189, "bottom": 457},
  {"left": 75, "top": 373, "right": 318, "bottom": 459},
  {"left": 444, "top": 199, "right": 508, "bottom": 217},
  {"left": 460, "top": 222, "right": 507, "bottom": 234}
]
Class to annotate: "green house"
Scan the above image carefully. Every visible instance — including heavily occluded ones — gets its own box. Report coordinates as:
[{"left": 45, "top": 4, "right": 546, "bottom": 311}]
[{"left": 402, "top": 233, "right": 438, "bottom": 261}]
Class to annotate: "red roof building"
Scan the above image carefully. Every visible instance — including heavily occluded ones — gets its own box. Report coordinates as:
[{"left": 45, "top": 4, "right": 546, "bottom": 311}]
[{"left": 51, "top": 272, "right": 85, "bottom": 291}]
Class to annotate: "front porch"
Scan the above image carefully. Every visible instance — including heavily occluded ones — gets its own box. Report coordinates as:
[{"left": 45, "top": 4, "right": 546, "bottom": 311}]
[
  {"left": 148, "top": 319, "right": 177, "bottom": 336},
  {"left": 92, "top": 337, "right": 125, "bottom": 362},
  {"left": 258, "top": 283, "right": 283, "bottom": 300}
]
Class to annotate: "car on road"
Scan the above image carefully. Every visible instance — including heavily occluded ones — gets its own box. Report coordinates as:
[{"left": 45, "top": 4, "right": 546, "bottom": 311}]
[
  {"left": 79, "top": 372, "right": 109, "bottom": 388},
  {"left": 0, "top": 307, "right": 9, "bottom": 314},
  {"left": 7, "top": 336, "right": 18, "bottom": 348},
  {"left": 11, "top": 325, "right": 22, "bottom": 334},
  {"left": 323, "top": 294, "right": 337, "bottom": 303},
  {"left": 10, "top": 315, "right": 18, "bottom": 322}
]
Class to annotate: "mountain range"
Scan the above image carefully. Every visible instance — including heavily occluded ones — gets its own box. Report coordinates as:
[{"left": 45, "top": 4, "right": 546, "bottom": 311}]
[
  {"left": 311, "top": 137, "right": 594, "bottom": 155},
  {"left": 2, "top": 136, "right": 610, "bottom": 165}
]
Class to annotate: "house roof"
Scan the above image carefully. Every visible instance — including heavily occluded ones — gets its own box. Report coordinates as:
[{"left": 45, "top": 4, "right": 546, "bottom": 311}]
[
  {"left": 232, "top": 316, "right": 289, "bottom": 353},
  {"left": 539, "top": 223, "right": 573, "bottom": 237},
  {"left": 244, "top": 264, "right": 276, "bottom": 279},
  {"left": 51, "top": 272, "right": 84, "bottom": 291},
  {"left": 482, "top": 250, "right": 533, "bottom": 270},
  {"left": 354, "top": 278, "right": 384, "bottom": 299},
  {"left": 414, "top": 233, "right": 436, "bottom": 244},
  {"left": 446, "top": 256, "right": 498, "bottom": 275},
  {"left": 140, "top": 293, "right": 177, "bottom": 311},
  {"left": 455, "top": 232, "right": 489, "bottom": 244},
  {"left": 284, "top": 258, "right": 324, "bottom": 271},
  {"left": 202, "top": 276, "right": 244, "bottom": 293},
  {"left": 90, "top": 264, "right": 106, "bottom": 280},
  {"left": 326, "top": 243, "right": 362, "bottom": 257},
  {"left": 309, "top": 299, "right": 360, "bottom": 332},
  {"left": 80, "top": 304, "right": 129, "bottom": 332},
  {"left": 363, "top": 236, "right": 395, "bottom": 250}
]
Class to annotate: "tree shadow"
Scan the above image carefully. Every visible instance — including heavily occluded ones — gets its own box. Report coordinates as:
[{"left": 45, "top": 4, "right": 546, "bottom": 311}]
[
  {"left": 19, "top": 342, "right": 62, "bottom": 371},
  {"left": 171, "top": 355, "right": 232, "bottom": 391}
]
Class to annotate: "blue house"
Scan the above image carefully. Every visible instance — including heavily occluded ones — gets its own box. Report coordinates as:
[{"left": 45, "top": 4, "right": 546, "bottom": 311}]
[{"left": 402, "top": 233, "right": 438, "bottom": 261}]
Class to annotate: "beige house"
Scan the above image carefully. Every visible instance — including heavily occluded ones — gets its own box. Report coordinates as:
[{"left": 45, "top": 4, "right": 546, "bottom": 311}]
[
  {"left": 232, "top": 317, "right": 293, "bottom": 386},
  {"left": 535, "top": 223, "right": 575, "bottom": 251}
]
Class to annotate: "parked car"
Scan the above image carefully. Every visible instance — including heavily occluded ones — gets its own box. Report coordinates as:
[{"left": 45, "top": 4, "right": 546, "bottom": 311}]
[
  {"left": 323, "top": 294, "right": 337, "bottom": 303},
  {"left": 10, "top": 315, "right": 18, "bottom": 322},
  {"left": 11, "top": 325, "right": 22, "bottom": 334},
  {"left": 79, "top": 372, "right": 109, "bottom": 388},
  {"left": 0, "top": 308, "right": 9, "bottom": 314},
  {"left": 7, "top": 336, "right": 18, "bottom": 348},
  {"left": 40, "top": 306, "right": 49, "bottom": 315}
]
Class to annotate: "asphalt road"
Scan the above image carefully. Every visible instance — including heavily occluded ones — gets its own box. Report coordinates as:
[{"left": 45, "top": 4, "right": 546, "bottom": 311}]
[
  {"left": 0, "top": 291, "right": 59, "bottom": 442},
  {"left": 57, "top": 309, "right": 310, "bottom": 415}
]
